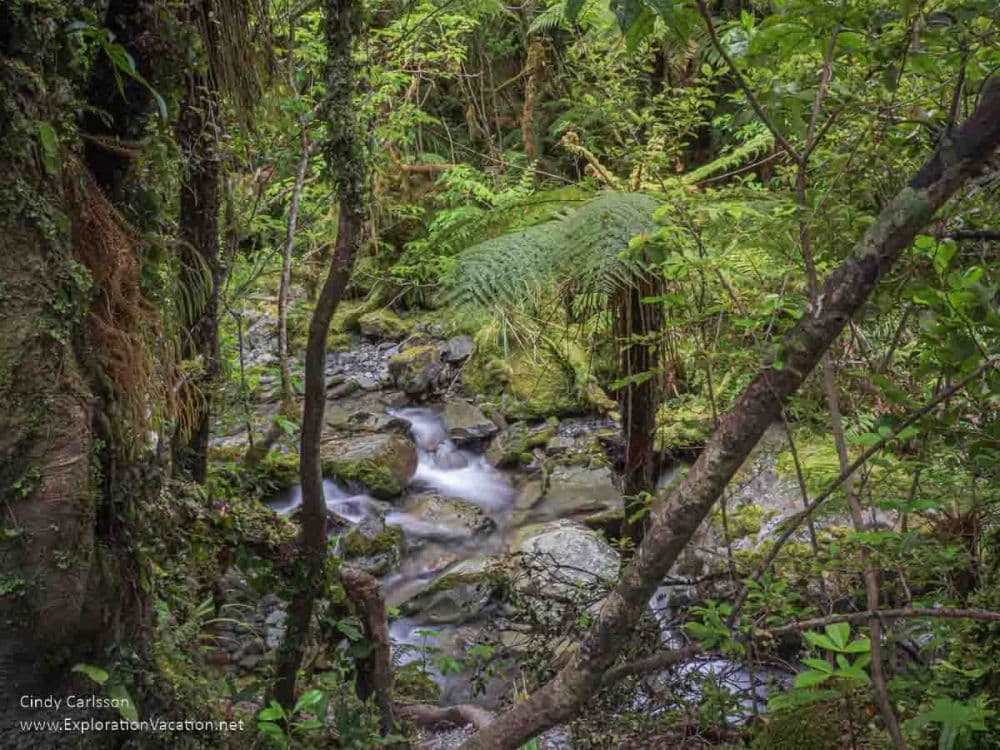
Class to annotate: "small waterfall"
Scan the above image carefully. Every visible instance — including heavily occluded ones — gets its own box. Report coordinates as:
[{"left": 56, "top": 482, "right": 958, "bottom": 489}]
[{"left": 392, "top": 407, "right": 515, "bottom": 510}]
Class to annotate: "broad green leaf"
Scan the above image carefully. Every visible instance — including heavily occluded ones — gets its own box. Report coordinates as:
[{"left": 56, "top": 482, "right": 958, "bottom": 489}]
[
  {"left": 72, "top": 663, "right": 109, "bottom": 685},
  {"left": 293, "top": 689, "right": 324, "bottom": 714},
  {"left": 825, "top": 621, "right": 850, "bottom": 649},
  {"left": 108, "top": 684, "right": 138, "bottom": 722},
  {"left": 258, "top": 701, "right": 286, "bottom": 722},
  {"left": 793, "top": 669, "right": 832, "bottom": 688}
]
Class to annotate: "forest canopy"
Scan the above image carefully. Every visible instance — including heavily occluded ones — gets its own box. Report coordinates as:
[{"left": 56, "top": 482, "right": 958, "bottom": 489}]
[{"left": 0, "top": 0, "right": 998, "bottom": 748}]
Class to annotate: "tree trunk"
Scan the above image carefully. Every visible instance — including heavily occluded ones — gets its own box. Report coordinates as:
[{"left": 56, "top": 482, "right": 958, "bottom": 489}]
[
  {"left": 273, "top": 0, "right": 367, "bottom": 709},
  {"left": 456, "top": 82, "right": 1000, "bottom": 750},
  {"left": 278, "top": 132, "right": 311, "bottom": 412},
  {"left": 172, "top": 70, "right": 222, "bottom": 484},
  {"left": 618, "top": 275, "right": 662, "bottom": 550},
  {"left": 1, "top": 0, "right": 164, "bottom": 739}
]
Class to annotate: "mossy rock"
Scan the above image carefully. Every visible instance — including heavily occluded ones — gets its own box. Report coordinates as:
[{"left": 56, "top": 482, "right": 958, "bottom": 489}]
[
  {"left": 751, "top": 704, "right": 842, "bottom": 750},
  {"left": 358, "top": 308, "right": 413, "bottom": 341},
  {"left": 463, "top": 347, "right": 585, "bottom": 420},
  {"left": 485, "top": 421, "right": 557, "bottom": 467},
  {"left": 388, "top": 344, "right": 443, "bottom": 395},
  {"left": 340, "top": 516, "right": 405, "bottom": 576},
  {"left": 655, "top": 397, "right": 714, "bottom": 453},
  {"left": 250, "top": 451, "right": 300, "bottom": 495},
  {"left": 320, "top": 434, "right": 417, "bottom": 499},
  {"left": 400, "top": 557, "right": 500, "bottom": 624}
]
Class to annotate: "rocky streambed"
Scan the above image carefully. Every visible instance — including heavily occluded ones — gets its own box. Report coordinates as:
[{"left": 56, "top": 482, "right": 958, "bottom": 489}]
[{"left": 209, "top": 311, "right": 824, "bottom": 739}]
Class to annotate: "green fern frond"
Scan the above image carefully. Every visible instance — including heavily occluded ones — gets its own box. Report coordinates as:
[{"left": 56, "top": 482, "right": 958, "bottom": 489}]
[{"left": 446, "top": 192, "right": 658, "bottom": 311}]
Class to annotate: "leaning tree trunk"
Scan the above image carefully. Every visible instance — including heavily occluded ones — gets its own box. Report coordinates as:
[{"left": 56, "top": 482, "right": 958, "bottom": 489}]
[
  {"left": 172, "top": 69, "right": 222, "bottom": 484},
  {"left": 456, "top": 82, "right": 1000, "bottom": 750},
  {"left": 273, "top": 0, "right": 369, "bottom": 709}
]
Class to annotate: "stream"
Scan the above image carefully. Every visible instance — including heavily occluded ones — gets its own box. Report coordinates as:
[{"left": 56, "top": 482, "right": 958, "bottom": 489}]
[{"left": 265, "top": 403, "right": 789, "bottom": 727}]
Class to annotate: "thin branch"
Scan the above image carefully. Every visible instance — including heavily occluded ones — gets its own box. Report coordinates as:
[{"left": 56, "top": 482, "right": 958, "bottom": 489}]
[
  {"left": 765, "top": 608, "right": 1000, "bottom": 636},
  {"left": 694, "top": 0, "right": 800, "bottom": 162}
]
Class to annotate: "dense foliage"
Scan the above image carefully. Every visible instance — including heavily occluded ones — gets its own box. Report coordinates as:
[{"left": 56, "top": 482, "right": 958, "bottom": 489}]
[{"left": 1, "top": 0, "right": 998, "bottom": 748}]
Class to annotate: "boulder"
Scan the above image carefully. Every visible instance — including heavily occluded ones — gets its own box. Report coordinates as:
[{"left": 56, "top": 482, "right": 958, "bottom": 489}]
[
  {"left": 320, "top": 433, "right": 417, "bottom": 499},
  {"left": 513, "top": 463, "right": 621, "bottom": 527},
  {"left": 340, "top": 514, "right": 405, "bottom": 576},
  {"left": 358, "top": 308, "right": 412, "bottom": 341},
  {"left": 388, "top": 344, "right": 444, "bottom": 395},
  {"left": 402, "top": 493, "right": 495, "bottom": 538},
  {"left": 485, "top": 421, "right": 557, "bottom": 467},
  {"left": 443, "top": 335, "right": 475, "bottom": 363},
  {"left": 399, "top": 557, "right": 499, "bottom": 624},
  {"left": 509, "top": 520, "right": 619, "bottom": 600},
  {"left": 441, "top": 399, "right": 498, "bottom": 444}
]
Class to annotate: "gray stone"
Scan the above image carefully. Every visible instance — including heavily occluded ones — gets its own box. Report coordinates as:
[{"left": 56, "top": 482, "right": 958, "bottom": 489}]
[
  {"left": 510, "top": 520, "right": 619, "bottom": 600},
  {"left": 443, "top": 335, "right": 475, "bottom": 363},
  {"left": 388, "top": 345, "right": 444, "bottom": 395},
  {"left": 442, "top": 400, "right": 498, "bottom": 443},
  {"left": 513, "top": 463, "right": 621, "bottom": 527}
]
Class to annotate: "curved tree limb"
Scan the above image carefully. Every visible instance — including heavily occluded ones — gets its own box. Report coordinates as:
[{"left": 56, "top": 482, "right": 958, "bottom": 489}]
[{"left": 456, "top": 83, "right": 1000, "bottom": 750}]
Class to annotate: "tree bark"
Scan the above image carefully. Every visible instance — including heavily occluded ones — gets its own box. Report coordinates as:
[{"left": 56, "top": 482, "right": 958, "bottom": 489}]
[
  {"left": 273, "top": 0, "right": 367, "bottom": 709},
  {"left": 172, "top": 69, "right": 222, "bottom": 484},
  {"left": 456, "top": 83, "right": 1000, "bottom": 750},
  {"left": 342, "top": 568, "right": 396, "bottom": 735},
  {"left": 618, "top": 275, "right": 662, "bottom": 551}
]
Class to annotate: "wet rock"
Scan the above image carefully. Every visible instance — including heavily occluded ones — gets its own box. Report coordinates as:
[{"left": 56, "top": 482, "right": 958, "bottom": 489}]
[
  {"left": 340, "top": 514, "right": 405, "bottom": 576},
  {"left": 389, "top": 344, "right": 444, "bottom": 395},
  {"left": 513, "top": 463, "right": 621, "bottom": 527},
  {"left": 402, "top": 493, "right": 495, "bottom": 538},
  {"left": 442, "top": 400, "right": 498, "bottom": 444},
  {"left": 327, "top": 379, "right": 360, "bottom": 399},
  {"left": 321, "top": 433, "right": 418, "bottom": 499},
  {"left": 443, "top": 335, "right": 474, "bottom": 363},
  {"left": 400, "top": 557, "right": 500, "bottom": 624},
  {"left": 486, "top": 421, "right": 557, "bottom": 467}
]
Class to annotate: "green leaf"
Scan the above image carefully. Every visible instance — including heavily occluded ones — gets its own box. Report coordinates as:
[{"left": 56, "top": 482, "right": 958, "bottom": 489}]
[
  {"left": 293, "top": 689, "right": 324, "bottom": 715},
  {"left": 258, "top": 701, "right": 287, "bottom": 722},
  {"left": 825, "top": 622, "right": 850, "bottom": 650},
  {"left": 564, "top": 0, "right": 586, "bottom": 24},
  {"left": 35, "top": 121, "right": 60, "bottom": 175},
  {"left": 803, "top": 631, "right": 837, "bottom": 651},
  {"left": 644, "top": 0, "right": 675, "bottom": 25},
  {"left": 72, "top": 663, "right": 109, "bottom": 685},
  {"left": 843, "top": 637, "right": 871, "bottom": 653},
  {"left": 793, "top": 669, "right": 832, "bottom": 688},
  {"left": 801, "top": 657, "right": 833, "bottom": 673},
  {"left": 107, "top": 684, "right": 138, "bottom": 722}
]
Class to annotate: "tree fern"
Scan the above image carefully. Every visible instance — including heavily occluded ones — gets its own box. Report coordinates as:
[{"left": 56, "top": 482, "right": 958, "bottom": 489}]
[{"left": 446, "top": 192, "right": 658, "bottom": 310}]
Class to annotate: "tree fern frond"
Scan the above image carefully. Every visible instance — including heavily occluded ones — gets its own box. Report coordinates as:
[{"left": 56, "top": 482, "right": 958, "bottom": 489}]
[{"left": 446, "top": 192, "right": 659, "bottom": 311}]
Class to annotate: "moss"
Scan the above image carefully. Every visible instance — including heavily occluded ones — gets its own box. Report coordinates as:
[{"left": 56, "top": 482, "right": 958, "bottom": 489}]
[
  {"left": 252, "top": 451, "right": 300, "bottom": 494},
  {"left": 357, "top": 308, "right": 412, "bottom": 340},
  {"left": 751, "top": 704, "right": 842, "bottom": 750},
  {"left": 463, "top": 341, "right": 586, "bottom": 419},
  {"left": 341, "top": 523, "right": 404, "bottom": 558},
  {"left": 327, "top": 458, "right": 397, "bottom": 498},
  {"left": 655, "top": 396, "right": 714, "bottom": 453},
  {"left": 487, "top": 424, "right": 556, "bottom": 467}
]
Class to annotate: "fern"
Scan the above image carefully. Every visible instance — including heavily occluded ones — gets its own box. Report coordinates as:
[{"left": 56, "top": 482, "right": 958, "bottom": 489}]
[{"left": 446, "top": 192, "right": 659, "bottom": 310}]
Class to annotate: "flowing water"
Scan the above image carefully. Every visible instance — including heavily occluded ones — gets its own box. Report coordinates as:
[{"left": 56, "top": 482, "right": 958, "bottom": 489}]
[{"left": 267, "top": 406, "right": 788, "bottom": 717}]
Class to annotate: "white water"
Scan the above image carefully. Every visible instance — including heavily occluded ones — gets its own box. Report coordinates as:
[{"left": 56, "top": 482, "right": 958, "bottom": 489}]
[{"left": 391, "top": 407, "right": 516, "bottom": 510}]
